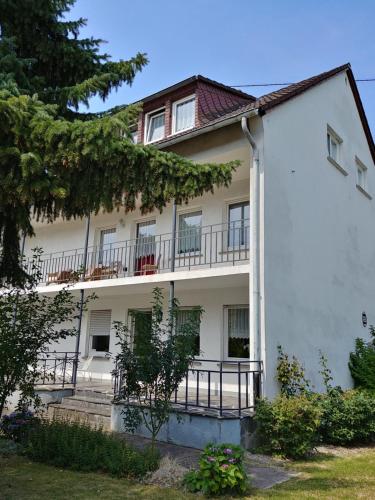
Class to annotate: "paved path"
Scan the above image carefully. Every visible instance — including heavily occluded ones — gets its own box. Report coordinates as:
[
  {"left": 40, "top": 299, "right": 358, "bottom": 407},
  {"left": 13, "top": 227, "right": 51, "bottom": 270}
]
[{"left": 121, "top": 433, "right": 296, "bottom": 490}]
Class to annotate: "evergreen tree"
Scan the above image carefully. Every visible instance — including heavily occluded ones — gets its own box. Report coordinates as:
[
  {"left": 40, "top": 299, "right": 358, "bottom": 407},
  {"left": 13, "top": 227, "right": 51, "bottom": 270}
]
[{"left": 0, "top": 1, "right": 238, "bottom": 284}]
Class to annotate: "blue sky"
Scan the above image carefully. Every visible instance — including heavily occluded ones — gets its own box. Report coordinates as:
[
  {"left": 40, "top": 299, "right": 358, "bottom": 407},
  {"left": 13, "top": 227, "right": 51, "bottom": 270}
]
[{"left": 68, "top": 0, "right": 375, "bottom": 133}]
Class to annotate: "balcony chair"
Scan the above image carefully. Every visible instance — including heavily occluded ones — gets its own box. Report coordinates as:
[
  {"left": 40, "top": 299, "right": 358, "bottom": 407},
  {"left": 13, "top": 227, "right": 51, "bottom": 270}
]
[
  {"left": 46, "top": 269, "right": 73, "bottom": 285},
  {"left": 139, "top": 254, "right": 161, "bottom": 275}
]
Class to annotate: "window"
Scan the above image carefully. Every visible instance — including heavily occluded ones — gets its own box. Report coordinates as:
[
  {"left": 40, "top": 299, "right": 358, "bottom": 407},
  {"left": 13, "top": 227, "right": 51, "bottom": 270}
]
[
  {"left": 136, "top": 220, "right": 156, "bottom": 256},
  {"left": 327, "top": 126, "right": 342, "bottom": 163},
  {"left": 228, "top": 201, "right": 249, "bottom": 247},
  {"left": 356, "top": 157, "right": 368, "bottom": 191},
  {"left": 89, "top": 310, "right": 111, "bottom": 354},
  {"left": 130, "top": 130, "right": 138, "bottom": 144},
  {"left": 225, "top": 305, "right": 249, "bottom": 359},
  {"left": 98, "top": 228, "right": 116, "bottom": 264},
  {"left": 178, "top": 211, "right": 202, "bottom": 253},
  {"left": 176, "top": 308, "right": 201, "bottom": 356},
  {"left": 129, "top": 310, "right": 152, "bottom": 356},
  {"left": 145, "top": 108, "right": 165, "bottom": 143},
  {"left": 172, "top": 95, "right": 195, "bottom": 134}
]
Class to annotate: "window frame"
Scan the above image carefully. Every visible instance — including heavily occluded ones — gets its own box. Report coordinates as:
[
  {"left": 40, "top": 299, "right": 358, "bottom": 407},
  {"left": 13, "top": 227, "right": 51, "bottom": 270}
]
[
  {"left": 144, "top": 107, "right": 166, "bottom": 144},
  {"left": 177, "top": 209, "right": 203, "bottom": 254},
  {"left": 223, "top": 304, "right": 250, "bottom": 361},
  {"left": 127, "top": 308, "right": 152, "bottom": 352},
  {"left": 171, "top": 94, "right": 196, "bottom": 135},
  {"left": 97, "top": 227, "right": 116, "bottom": 265},
  {"left": 176, "top": 306, "right": 201, "bottom": 357},
  {"left": 227, "top": 200, "right": 250, "bottom": 249},
  {"left": 355, "top": 156, "right": 372, "bottom": 199},
  {"left": 88, "top": 309, "right": 112, "bottom": 357}
]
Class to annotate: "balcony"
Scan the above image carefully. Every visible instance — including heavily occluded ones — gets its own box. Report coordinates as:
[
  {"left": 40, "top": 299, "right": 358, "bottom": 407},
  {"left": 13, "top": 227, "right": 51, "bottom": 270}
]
[{"left": 28, "top": 221, "right": 249, "bottom": 286}]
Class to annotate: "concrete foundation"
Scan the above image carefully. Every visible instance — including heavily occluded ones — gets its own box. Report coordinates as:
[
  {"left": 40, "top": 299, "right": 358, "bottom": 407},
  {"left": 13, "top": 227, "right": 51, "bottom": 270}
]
[{"left": 111, "top": 403, "right": 256, "bottom": 450}]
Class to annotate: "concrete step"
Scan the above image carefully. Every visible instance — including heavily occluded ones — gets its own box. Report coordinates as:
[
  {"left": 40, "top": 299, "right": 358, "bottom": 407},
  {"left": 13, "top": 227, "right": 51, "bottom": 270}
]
[
  {"left": 48, "top": 403, "right": 111, "bottom": 431},
  {"left": 60, "top": 395, "right": 111, "bottom": 414},
  {"left": 74, "top": 388, "right": 113, "bottom": 402}
]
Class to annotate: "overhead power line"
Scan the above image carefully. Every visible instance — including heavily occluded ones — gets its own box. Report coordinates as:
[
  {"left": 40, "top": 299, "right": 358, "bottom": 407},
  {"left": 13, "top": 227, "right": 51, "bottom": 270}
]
[{"left": 231, "top": 78, "right": 375, "bottom": 88}]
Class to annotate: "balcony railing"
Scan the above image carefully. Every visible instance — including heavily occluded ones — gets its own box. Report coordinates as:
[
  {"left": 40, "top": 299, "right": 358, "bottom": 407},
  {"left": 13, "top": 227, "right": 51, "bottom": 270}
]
[
  {"left": 35, "top": 352, "right": 78, "bottom": 387},
  {"left": 27, "top": 221, "right": 249, "bottom": 286},
  {"left": 113, "top": 359, "right": 262, "bottom": 418}
]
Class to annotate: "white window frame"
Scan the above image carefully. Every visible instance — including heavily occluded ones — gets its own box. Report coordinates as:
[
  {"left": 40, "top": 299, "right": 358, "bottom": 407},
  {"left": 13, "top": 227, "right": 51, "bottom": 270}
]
[
  {"left": 326, "top": 125, "right": 347, "bottom": 175},
  {"left": 88, "top": 309, "right": 112, "bottom": 357},
  {"left": 97, "top": 227, "right": 117, "bottom": 265},
  {"left": 144, "top": 107, "right": 166, "bottom": 144},
  {"left": 176, "top": 306, "right": 201, "bottom": 357},
  {"left": 227, "top": 200, "right": 250, "bottom": 249},
  {"left": 172, "top": 94, "right": 196, "bottom": 135},
  {"left": 177, "top": 209, "right": 202, "bottom": 255},
  {"left": 355, "top": 156, "right": 371, "bottom": 199},
  {"left": 223, "top": 304, "right": 249, "bottom": 361},
  {"left": 130, "top": 130, "right": 138, "bottom": 144}
]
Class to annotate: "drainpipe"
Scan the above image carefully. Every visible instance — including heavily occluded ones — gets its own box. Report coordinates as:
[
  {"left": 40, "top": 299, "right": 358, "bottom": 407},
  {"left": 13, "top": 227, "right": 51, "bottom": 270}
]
[
  {"left": 241, "top": 115, "right": 262, "bottom": 394},
  {"left": 72, "top": 213, "right": 91, "bottom": 387},
  {"left": 169, "top": 201, "right": 177, "bottom": 312}
]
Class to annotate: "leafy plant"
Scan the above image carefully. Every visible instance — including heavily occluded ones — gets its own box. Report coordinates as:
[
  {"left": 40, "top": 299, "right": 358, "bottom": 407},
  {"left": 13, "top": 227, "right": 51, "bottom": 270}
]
[
  {"left": 0, "top": 410, "right": 38, "bottom": 442},
  {"left": 276, "top": 345, "right": 311, "bottom": 396},
  {"left": 0, "top": 0, "right": 238, "bottom": 285},
  {"left": 184, "top": 443, "right": 248, "bottom": 496},
  {"left": 0, "top": 250, "right": 93, "bottom": 419},
  {"left": 318, "top": 388, "right": 375, "bottom": 445},
  {"left": 25, "top": 419, "right": 159, "bottom": 477},
  {"left": 349, "top": 326, "right": 375, "bottom": 390},
  {"left": 254, "top": 395, "right": 322, "bottom": 459},
  {"left": 113, "top": 288, "right": 202, "bottom": 448}
]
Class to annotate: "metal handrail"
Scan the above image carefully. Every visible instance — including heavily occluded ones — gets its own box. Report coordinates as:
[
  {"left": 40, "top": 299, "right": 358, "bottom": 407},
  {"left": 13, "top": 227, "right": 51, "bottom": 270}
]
[{"left": 36, "top": 352, "right": 79, "bottom": 387}]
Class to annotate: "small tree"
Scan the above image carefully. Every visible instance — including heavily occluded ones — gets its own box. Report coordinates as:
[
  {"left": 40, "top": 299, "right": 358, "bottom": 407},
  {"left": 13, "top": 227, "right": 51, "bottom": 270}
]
[
  {"left": 349, "top": 326, "right": 375, "bottom": 390},
  {"left": 0, "top": 250, "right": 92, "bottom": 418},
  {"left": 276, "top": 345, "right": 311, "bottom": 397},
  {"left": 113, "top": 288, "right": 202, "bottom": 448}
]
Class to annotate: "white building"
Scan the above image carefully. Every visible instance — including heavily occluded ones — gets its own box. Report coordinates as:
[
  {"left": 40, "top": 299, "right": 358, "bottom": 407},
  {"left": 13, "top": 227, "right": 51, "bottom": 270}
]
[{"left": 25, "top": 63, "right": 375, "bottom": 412}]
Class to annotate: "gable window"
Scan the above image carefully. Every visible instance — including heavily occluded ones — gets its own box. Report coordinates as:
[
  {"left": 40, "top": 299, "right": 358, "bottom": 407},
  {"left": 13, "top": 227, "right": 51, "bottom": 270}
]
[
  {"left": 145, "top": 108, "right": 165, "bottom": 143},
  {"left": 327, "top": 126, "right": 343, "bottom": 163},
  {"left": 176, "top": 308, "right": 201, "bottom": 356},
  {"left": 98, "top": 228, "right": 116, "bottom": 264},
  {"left": 225, "top": 305, "right": 249, "bottom": 359},
  {"left": 89, "top": 310, "right": 111, "bottom": 354},
  {"left": 355, "top": 156, "right": 371, "bottom": 199},
  {"left": 356, "top": 157, "right": 367, "bottom": 190},
  {"left": 172, "top": 95, "right": 195, "bottom": 134},
  {"left": 228, "top": 201, "right": 249, "bottom": 247},
  {"left": 178, "top": 211, "right": 202, "bottom": 253}
]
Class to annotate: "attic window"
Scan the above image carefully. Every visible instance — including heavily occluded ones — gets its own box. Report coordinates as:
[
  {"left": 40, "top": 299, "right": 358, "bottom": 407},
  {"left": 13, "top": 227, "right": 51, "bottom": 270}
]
[
  {"left": 145, "top": 108, "right": 165, "bottom": 143},
  {"left": 327, "top": 126, "right": 342, "bottom": 163},
  {"left": 172, "top": 95, "right": 195, "bottom": 134}
]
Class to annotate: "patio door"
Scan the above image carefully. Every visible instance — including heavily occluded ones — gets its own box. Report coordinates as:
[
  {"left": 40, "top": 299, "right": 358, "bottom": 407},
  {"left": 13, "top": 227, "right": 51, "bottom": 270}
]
[{"left": 135, "top": 220, "right": 156, "bottom": 275}]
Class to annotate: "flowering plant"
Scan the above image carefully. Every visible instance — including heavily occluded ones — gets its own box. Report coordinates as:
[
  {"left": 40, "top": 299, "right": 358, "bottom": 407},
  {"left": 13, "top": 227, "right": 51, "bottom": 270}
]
[
  {"left": 0, "top": 410, "right": 38, "bottom": 442},
  {"left": 184, "top": 443, "right": 248, "bottom": 495}
]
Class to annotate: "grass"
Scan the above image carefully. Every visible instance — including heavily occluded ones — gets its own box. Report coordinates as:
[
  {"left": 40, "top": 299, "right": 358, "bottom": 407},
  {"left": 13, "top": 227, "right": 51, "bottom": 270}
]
[{"left": 1, "top": 448, "right": 375, "bottom": 499}]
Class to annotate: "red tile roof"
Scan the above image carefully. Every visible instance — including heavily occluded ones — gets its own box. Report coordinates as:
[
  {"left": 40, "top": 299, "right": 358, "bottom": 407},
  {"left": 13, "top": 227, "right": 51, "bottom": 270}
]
[{"left": 155, "top": 63, "right": 375, "bottom": 164}]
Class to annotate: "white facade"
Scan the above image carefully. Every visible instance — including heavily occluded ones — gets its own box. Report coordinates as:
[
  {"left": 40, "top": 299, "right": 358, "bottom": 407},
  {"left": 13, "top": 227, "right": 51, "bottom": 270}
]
[{"left": 25, "top": 69, "right": 375, "bottom": 399}]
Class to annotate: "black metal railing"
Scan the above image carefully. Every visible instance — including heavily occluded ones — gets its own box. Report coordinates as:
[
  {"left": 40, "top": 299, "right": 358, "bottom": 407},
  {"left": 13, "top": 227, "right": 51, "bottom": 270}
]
[
  {"left": 26, "top": 221, "right": 249, "bottom": 286},
  {"left": 35, "top": 352, "right": 78, "bottom": 387},
  {"left": 113, "top": 359, "right": 262, "bottom": 418}
]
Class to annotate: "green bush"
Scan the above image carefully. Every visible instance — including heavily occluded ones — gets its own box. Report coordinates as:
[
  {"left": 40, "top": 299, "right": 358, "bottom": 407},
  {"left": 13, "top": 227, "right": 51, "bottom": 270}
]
[
  {"left": 276, "top": 345, "right": 311, "bottom": 396},
  {"left": 184, "top": 443, "right": 248, "bottom": 496},
  {"left": 254, "top": 395, "right": 322, "bottom": 459},
  {"left": 349, "top": 327, "right": 375, "bottom": 390},
  {"left": 25, "top": 419, "right": 159, "bottom": 477},
  {"left": 0, "top": 410, "right": 38, "bottom": 442},
  {"left": 319, "top": 388, "right": 375, "bottom": 445}
]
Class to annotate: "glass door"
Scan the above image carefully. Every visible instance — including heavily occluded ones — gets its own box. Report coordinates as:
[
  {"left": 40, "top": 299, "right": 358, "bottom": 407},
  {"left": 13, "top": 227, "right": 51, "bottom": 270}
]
[{"left": 135, "top": 220, "right": 156, "bottom": 275}]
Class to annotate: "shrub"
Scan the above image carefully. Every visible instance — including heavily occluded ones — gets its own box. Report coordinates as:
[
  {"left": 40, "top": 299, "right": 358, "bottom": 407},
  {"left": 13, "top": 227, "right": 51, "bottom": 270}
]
[
  {"left": 276, "top": 345, "right": 311, "bottom": 396},
  {"left": 184, "top": 443, "right": 248, "bottom": 496},
  {"left": 254, "top": 395, "right": 322, "bottom": 459},
  {"left": 0, "top": 410, "right": 38, "bottom": 442},
  {"left": 319, "top": 388, "right": 375, "bottom": 445},
  {"left": 349, "top": 326, "right": 375, "bottom": 390},
  {"left": 25, "top": 419, "right": 159, "bottom": 478}
]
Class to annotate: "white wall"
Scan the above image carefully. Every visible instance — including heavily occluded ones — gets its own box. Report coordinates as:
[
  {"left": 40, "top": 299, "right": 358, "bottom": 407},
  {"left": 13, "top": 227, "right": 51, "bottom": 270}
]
[
  {"left": 51, "top": 282, "right": 249, "bottom": 380},
  {"left": 262, "top": 72, "right": 375, "bottom": 397}
]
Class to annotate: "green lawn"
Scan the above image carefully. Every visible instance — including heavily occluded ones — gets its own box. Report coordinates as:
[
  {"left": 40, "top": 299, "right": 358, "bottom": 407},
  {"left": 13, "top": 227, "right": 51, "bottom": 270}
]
[{"left": 1, "top": 449, "right": 375, "bottom": 499}]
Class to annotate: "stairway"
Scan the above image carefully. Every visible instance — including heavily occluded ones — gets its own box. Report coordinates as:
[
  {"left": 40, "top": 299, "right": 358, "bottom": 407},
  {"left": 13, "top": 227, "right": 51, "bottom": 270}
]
[{"left": 48, "top": 386, "right": 113, "bottom": 431}]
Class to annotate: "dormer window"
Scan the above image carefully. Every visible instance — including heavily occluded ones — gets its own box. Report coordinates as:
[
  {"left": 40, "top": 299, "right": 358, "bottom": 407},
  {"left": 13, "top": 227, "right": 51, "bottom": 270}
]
[
  {"left": 145, "top": 108, "right": 165, "bottom": 143},
  {"left": 172, "top": 95, "right": 195, "bottom": 134}
]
